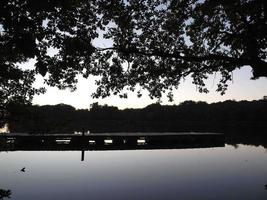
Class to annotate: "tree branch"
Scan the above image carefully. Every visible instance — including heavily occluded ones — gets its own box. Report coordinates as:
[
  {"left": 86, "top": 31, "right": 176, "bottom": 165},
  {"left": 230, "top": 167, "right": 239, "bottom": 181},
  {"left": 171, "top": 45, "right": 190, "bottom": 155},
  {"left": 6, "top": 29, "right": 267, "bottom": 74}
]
[
  {"left": 97, "top": 46, "right": 267, "bottom": 77},
  {"left": 97, "top": 47, "right": 255, "bottom": 66}
]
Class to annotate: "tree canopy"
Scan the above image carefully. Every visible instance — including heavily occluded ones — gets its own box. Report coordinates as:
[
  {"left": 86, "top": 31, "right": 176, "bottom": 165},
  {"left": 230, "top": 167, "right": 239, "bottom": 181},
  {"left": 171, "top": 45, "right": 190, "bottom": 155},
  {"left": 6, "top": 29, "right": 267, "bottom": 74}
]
[{"left": 1, "top": 0, "right": 266, "bottom": 112}]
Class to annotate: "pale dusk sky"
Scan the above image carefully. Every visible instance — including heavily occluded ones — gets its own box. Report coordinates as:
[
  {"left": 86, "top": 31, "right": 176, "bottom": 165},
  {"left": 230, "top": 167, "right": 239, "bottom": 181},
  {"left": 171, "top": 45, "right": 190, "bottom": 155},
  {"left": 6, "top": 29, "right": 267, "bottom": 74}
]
[{"left": 31, "top": 65, "right": 267, "bottom": 110}]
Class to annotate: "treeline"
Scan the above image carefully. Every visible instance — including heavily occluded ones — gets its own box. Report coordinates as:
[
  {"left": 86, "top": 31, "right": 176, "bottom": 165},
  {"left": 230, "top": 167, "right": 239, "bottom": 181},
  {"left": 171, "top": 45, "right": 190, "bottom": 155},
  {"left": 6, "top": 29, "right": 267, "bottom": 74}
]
[{"left": 7, "top": 100, "right": 267, "bottom": 135}]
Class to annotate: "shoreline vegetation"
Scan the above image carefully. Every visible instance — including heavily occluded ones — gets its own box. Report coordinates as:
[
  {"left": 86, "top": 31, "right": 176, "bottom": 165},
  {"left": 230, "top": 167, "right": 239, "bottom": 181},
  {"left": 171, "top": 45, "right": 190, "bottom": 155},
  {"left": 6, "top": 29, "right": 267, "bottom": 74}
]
[{"left": 5, "top": 99, "right": 267, "bottom": 136}]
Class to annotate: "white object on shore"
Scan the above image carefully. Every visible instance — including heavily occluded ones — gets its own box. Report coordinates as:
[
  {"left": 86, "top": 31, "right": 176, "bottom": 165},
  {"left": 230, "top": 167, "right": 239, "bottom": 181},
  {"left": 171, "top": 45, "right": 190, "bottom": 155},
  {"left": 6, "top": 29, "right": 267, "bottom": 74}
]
[
  {"left": 74, "top": 131, "right": 90, "bottom": 135},
  {"left": 0, "top": 124, "right": 10, "bottom": 133}
]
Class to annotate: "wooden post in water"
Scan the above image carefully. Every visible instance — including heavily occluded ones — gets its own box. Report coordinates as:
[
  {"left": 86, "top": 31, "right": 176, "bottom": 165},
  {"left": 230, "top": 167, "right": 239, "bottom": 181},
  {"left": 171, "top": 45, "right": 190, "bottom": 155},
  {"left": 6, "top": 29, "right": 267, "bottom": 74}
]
[
  {"left": 81, "top": 150, "right": 85, "bottom": 161},
  {"left": 81, "top": 129, "right": 86, "bottom": 161}
]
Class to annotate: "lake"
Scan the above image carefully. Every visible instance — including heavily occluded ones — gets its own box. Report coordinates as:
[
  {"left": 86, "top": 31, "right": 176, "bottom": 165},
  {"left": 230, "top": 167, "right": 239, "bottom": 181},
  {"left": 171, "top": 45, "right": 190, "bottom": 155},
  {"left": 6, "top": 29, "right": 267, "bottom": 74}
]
[{"left": 0, "top": 143, "right": 267, "bottom": 199}]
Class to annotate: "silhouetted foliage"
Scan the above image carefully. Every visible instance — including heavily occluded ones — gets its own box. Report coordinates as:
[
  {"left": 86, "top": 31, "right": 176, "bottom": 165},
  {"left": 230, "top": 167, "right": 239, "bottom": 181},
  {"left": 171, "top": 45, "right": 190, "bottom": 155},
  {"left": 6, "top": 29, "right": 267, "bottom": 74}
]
[
  {"left": 0, "top": 189, "right": 11, "bottom": 200},
  {"left": 94, "top": 0, "right": 267, "bottom": 99},
  {"left": 7, "top": 100, "right": 267, "bottom": 134},
  {"left": 0, "top": 0, "right": 96, "bottom": 123},
  {"left": 1, "top": 0, "right": 266, "bottom": 119}
]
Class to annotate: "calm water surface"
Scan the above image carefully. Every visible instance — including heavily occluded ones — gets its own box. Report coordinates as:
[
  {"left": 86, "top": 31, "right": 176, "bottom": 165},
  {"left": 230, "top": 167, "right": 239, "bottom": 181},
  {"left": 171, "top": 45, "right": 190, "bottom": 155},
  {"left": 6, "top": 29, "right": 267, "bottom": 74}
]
[{"left": 0, "top": 144, "right": 267, "bottom": 200}]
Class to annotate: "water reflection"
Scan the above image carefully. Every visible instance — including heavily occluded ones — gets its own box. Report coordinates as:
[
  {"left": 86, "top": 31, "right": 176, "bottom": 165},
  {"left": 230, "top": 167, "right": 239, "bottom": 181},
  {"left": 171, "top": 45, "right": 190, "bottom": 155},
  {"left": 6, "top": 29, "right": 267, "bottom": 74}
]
[
  {"left": 226, "top": 135, "right": 267, "bottom": 150},
  {"left": 0, "top": 144, "right": 266, "bottom": 200},
  {"left": 1, "top": 135, "right": 267, "bottom": 199}
]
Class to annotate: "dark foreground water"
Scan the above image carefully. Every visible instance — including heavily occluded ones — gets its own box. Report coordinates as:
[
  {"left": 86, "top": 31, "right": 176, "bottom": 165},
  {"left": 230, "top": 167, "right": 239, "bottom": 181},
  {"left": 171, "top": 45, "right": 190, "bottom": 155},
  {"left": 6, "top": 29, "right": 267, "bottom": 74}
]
[{"left": 0, "top": 144, "right": 267, "bottom": 200}]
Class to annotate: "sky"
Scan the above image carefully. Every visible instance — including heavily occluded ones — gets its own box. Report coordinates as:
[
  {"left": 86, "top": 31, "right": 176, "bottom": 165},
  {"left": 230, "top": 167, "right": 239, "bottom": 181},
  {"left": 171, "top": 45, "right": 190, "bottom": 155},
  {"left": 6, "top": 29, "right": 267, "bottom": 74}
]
[
  {"left": 18, "top": 27, "right": 267, "bottom": 110},
  {"left": 30, "top": 65, "right": 267, "bottom": 110}
]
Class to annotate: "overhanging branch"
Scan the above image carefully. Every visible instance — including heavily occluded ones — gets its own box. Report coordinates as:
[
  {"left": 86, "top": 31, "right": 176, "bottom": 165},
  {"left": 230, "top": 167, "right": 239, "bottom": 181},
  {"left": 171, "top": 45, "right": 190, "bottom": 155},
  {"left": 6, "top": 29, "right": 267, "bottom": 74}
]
[
  {"left": 97, "top": 47, "right": 267, "bottom": 77},
  {"left": 98, "top": 47, "right": 249, "bottom": 64}
]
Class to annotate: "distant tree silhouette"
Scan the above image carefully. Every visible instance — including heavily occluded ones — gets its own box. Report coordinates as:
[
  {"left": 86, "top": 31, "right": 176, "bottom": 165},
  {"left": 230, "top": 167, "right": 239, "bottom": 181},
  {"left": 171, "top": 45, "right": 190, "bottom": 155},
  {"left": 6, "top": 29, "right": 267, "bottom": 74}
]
[{"left": 8, "top": 100, "right": 267, "bottom": 134}]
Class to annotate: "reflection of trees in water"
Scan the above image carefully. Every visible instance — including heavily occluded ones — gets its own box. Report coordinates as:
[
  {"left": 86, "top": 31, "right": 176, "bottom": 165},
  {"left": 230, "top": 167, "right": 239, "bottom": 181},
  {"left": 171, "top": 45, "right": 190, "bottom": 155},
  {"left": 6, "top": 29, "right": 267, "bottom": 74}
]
[
  {"left": 0, "top": 189, "right": 11, "bottom": 200},
  {"left": 226, "top": 135, "right": 267, "bottom": 150}
]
